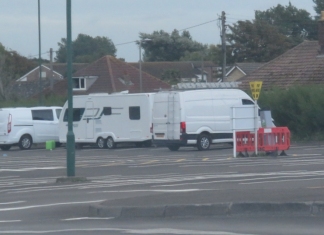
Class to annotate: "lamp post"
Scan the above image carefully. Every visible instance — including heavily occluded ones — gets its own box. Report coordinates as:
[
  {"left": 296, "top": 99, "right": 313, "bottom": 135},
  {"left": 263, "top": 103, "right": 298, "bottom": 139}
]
[
  {"left": 38, "top": 0, "right": 42, "bottom": 105},
  {"left": 138, "top": 39, "right": 152, "bottom": 93},
  {"left": 139, "top": 41, "right": 143, "bottom": 93},
  {"left": 66, "top": 0, "right": 75, "bottom": 177}
]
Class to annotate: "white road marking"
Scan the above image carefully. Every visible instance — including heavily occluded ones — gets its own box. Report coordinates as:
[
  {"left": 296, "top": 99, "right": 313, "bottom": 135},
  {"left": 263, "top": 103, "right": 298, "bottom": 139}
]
[
  {"left": 62, "top": 217, "right": 113, "bottom": 221},
  {"left": 0, "top": 220, "right": 21, "bottom": 223},
  {"left": 0, "top": 200, "right": 105, "bottom": 212},
  {"left": 0, "top": 201, "right": 25, "bottom": 205},
  {"left": 0, "top": 228, "right": 255, "bottom": 235}
]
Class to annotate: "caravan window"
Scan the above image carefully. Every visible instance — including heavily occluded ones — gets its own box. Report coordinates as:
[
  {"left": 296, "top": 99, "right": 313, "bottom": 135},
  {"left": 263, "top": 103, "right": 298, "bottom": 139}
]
[
  {"left": 63, "top": 108, "right": 85, "bottom": 122},
  {"left": 129, "top": 106, "right": 140, "bottom": 120},
  {"left": 32, "top": 109, "right": 54, "bottom": 121},
  {"left": 242, "top": 99, "right": 254, "bottom": 105},
  {"left": 103, "top": 107, "right": 112, "bottom": 115},
  {"left": 84, "top": 108, "right": 99, "bottom": 117}
]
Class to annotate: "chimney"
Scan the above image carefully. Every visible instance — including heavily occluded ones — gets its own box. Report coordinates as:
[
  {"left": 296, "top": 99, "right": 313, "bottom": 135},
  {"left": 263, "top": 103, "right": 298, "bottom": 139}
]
[{"left": 319, "top": 11, "right": 324, "bottom": 54}]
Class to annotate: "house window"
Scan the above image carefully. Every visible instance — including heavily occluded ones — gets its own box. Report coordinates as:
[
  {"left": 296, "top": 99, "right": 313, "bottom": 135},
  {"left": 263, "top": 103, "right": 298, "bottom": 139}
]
[
  {"left": 73, "top": 77, "right": 86, "bottom": 90},
  {"left": 129, "top": 106, "right": 140, "bottom": 120}
]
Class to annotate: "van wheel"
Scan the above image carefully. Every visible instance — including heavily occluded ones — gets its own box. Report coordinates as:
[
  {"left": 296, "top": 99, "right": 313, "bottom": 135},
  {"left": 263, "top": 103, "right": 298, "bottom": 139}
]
[
  {"left": 106, "top": 137, "right": 116, "bottom": 149},
  {"left": 197, "top": 134, "right": 211, "bottom": 151},
  {"left": 19, "top": 135, "right": 33, "bottom": 150},
  {"left": 97, "top": 137, "right": 107, "bottom": 149},
  {"left": 0, "top": 145, "right": 11, "bottom": 151},
  {"left": 168, "top": 144, "right": 180, "bottom": 151}
]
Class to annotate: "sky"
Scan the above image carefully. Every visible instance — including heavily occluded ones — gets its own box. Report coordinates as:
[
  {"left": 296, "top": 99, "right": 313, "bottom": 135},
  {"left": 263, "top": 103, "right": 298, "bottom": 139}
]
[{"left": 0, "top": 0, "right": 317, "bottom": 62}]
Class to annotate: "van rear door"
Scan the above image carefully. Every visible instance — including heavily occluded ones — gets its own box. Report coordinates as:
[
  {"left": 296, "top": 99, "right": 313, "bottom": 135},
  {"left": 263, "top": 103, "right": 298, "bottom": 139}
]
[
  {"left": 153, "top": 92, "right": 180, "bottom": 141},
  {"left": 0, "top": 110, "right": 10, "bottom": 141}
]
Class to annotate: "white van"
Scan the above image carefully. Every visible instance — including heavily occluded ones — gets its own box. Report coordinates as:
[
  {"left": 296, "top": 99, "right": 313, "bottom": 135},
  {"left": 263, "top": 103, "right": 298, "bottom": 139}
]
[
  {"left": 0, "top": 106, "right": 62, "bottom": 150},
  {"left": 59, "top": 92, "right": 154, "bottom": 149},
  {"left": 152, "top": 89, "right": 257, "bottom": 151}
]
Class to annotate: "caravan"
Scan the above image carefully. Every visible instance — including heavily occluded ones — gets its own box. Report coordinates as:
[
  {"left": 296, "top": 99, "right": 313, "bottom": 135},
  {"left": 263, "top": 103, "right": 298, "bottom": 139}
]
[
  {"left": 152, "top": 89, "right": 257, "bottom": 151},
  {"left": 59, "top": 93, "right": 154, "bottom": 149}
]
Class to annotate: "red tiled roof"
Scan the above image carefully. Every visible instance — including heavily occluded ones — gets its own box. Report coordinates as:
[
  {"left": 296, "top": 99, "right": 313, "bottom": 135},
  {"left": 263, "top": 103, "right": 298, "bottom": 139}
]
[
  {"left": 41, "top": 56, "right": 171, "bottom": 97},
  {"left": 238, "top": 41, "right": 324, "bottom": 90}
]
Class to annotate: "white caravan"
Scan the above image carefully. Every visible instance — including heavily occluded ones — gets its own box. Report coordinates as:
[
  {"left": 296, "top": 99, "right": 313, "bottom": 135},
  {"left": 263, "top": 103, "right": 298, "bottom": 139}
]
[
  {"left": 0, "top": 106, "right": 62, "bottom": 150},
  {"left": 59, "top": 93, "right": 154, "bottom": 149},
  {"left": 152, "top": 89, "right": 257, "bottom": 151}
]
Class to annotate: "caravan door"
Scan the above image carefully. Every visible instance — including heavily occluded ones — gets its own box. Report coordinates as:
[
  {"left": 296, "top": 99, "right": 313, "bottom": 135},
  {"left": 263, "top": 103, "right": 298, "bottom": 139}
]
[{"left": 85, "top": 101, "right": 95, "bottom": 139}]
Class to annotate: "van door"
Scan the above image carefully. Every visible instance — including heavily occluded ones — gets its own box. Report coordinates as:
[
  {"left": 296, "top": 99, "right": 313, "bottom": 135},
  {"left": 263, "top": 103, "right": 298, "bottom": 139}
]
[
  {"left": 152, "top": 92, "right": 180, "bottom": 141},
  {"left": 32, "top": 109, "right": 57, "bottom": 142},
  {"left": 0, "top": 111, "right": 10, "bottom": 143},
  {"left": 167, "top": 92, "right": 180, "bottom": 140},
  {"left": 85, "top": 101, "right": 95, "bottom": 139}
]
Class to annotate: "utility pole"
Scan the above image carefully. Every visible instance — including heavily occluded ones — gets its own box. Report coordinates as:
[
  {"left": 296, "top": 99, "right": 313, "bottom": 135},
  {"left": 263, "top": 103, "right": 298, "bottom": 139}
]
[
  {"left": 38, "top": 0, "right": 42, "bottom": 105},
  {"left": 49, "top": 48, "right": 54, "bottom": 92},
  {"left": 221, "top": 11, "right": 226, "bottom": 82}
]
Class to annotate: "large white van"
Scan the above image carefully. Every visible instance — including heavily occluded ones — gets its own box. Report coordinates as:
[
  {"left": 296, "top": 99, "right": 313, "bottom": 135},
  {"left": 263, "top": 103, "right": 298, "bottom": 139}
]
[
  {"left": 0, "top": 106, "right": 62, "bottom": 150},
  {"left": 152, "top": 89, "right": 257, "bottom": 151},
  {"left": 59, "top": 92, "right": 154, "bottom": 149}
]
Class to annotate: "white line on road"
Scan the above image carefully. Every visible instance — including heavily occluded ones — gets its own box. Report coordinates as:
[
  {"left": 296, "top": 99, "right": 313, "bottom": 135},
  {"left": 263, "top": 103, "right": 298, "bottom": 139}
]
[
  {"left": 0, "top": 199, "right": 105, "bottom": 212},
  {"left": 62, "top": 217, "right": 114, "bottom": 221},
  {"left": 0, "top": 220, "right": 21, "bottom": 223},
  {"left": 0, "top": 201, "right": 25, "bottom": 205},
  {"left": 0, "top": 228, "right": 255, "bottom": 234}
]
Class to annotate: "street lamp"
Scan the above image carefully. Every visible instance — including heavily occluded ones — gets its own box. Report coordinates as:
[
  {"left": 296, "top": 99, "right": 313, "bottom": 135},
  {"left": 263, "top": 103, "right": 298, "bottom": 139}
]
[
  {"left": 138, "top": 39, "right": 152, "bottom": 93},
  {"left": 38, "top": 0, "right": 42, "bottom": 105}
]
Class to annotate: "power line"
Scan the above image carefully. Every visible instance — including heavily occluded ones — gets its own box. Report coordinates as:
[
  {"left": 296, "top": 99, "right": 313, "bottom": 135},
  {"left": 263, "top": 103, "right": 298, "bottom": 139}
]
[
  {"left": 115, "top": 19, "right": 219, "bottom": 47},
  {"left": 178, "top": 18, "right": 219, "bottom": 32}
]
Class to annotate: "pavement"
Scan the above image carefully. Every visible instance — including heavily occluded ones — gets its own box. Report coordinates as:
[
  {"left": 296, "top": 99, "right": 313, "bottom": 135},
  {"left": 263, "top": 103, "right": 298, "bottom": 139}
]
[{"left": 88, "top": 188, "right": 324, "bottom": 218}]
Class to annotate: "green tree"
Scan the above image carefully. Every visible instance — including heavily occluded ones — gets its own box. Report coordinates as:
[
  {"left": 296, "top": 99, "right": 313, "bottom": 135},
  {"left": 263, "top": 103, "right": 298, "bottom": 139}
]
[
  {"left": 55, "top": 34, "right": 116, "bottom": 63},
  {"left": 255, "top": 3, "right": 317, "bottom": 43},
  {"left": 313, "top": 0, "right": 324, "bottom": 16},
  {"left": 139, "top": 30, "right": 206, "bottom": 61},
  {"left": 0, "top": 43, "right": 36, "bottom": 100},
  {"left": 227, "top": 19, "right": 294, "bottom": 62},
  {"left": 160, "top": 69, "right": 181, "bottom": 85}
]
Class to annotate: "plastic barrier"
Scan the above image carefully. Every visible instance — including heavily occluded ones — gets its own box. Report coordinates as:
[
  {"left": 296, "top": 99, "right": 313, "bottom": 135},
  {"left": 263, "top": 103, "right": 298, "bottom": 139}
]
[
  {"left": 258, "top": 127, "right": 290, "bottom": 152},
  {"left": 235, "top": 131, "right": 255, "bottom": 153},
  {"left": 235, "top": 127, "right": 290, "bottom": 156}
]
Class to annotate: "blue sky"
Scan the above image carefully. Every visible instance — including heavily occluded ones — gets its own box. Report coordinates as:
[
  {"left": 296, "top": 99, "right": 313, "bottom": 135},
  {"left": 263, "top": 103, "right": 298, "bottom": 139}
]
[{"left": 0, "top": 0, "right": 317, "bottom": 62}]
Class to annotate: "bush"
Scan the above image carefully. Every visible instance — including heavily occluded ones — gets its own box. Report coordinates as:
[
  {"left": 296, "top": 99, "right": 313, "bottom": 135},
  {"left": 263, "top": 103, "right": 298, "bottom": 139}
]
[
  {"left": 0, "top": 95, "right": 66, "bottom": 108},
  {"left": 257, "top": 85, "right": 324, "bottom": 140}
]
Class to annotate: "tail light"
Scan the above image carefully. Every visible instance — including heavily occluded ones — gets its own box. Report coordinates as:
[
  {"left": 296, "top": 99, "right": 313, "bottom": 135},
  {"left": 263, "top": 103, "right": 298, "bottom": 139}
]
[
  {"left": 150, "top": 124, "right": 153, "bottom": 133},
  {"left": 8, "top": 114, "right": 12, "bottom": 133},
  {"left": 180, "top": 122, "right": 186, "bottom": 133}
]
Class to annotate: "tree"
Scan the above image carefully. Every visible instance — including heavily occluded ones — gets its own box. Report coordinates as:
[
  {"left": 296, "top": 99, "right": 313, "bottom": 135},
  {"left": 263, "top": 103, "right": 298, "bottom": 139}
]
[
  {"left": 313, "top": 0, "right": 324, "bottom": 16},
  {"left": 160, "top": 69, "right": 181, "bottom": 85},
  {"left": 226, "top": 19, "right": 294, "bottom": 63},
  {"left": 255, "top": 3, "right": 317, "bottom": 42},
  {"left": 0, "top": 43, "right": 36, "bottom": 100},
  {"left": 55, "top": 34, "right": 116, "bottom": 63},
  {"left": 139, "top": 30, "right": 206, "bottom": 61}
]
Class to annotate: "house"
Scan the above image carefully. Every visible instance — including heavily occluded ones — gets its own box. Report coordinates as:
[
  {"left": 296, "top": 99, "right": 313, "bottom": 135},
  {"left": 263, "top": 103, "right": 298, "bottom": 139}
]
[
  {"left": 226, "top": 63, "right": 265, "bottom": 82},
  {"left": 238, "top": 12, "right": 324, "bottom": 91},
  {"left": 39, "top": 55, "right": 171, "bottom": 97},
  {"left": 5, "top": 63, "right": 88, "bottom": 100},
  {"left": 128, "top": 61, "right": 217, "bottom": 83}
]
